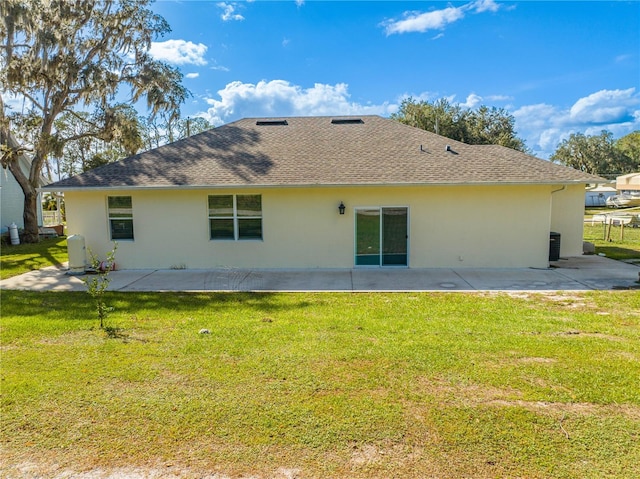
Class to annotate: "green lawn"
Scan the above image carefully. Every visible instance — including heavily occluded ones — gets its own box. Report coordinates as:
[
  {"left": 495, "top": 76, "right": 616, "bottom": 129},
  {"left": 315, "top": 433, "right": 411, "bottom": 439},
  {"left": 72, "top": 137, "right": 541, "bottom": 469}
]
[
  {"left": 0, "top": 236, "right": 68, "bottom": 280},
  {"left": 1, "top": 290, "right": 639, "bottom": 478},
  {"left": 583, "top": 207, "right": 640, "bottom": 261}
]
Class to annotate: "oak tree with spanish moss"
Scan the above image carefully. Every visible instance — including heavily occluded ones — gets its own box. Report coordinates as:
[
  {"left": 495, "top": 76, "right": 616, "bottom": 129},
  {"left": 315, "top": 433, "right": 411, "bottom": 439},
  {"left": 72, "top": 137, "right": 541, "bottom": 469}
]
[{"left": 0, "top": 0, "right": 188, "bottom": 242}]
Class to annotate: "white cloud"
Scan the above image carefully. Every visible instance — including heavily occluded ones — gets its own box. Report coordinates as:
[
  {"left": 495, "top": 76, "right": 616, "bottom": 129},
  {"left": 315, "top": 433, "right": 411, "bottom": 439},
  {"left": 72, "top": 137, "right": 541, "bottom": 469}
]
[
  {"left": 471, "top": 0, "right": 501, "bottom": 14},
  {"left": 383, "top": 7, "right": 465, "bottom": 35},
  {"left": 537, "top": 128, "right": 568, "bottom": 154},
  {"left": 210, "top": 63, "right": 230, "bottom": 72},
  {"left": 200, "top": 80, "right": 396, "bottom": 126},
  {"left": 514, "top": 88, "right": 640, "bottom": 158},
  {"left": 382, "top": 0, "right": 503, "bottom": 35},
  {"left": 513, "top": 104, "right": 561, "bottom": 130},
  {"left": 569, "top": 88, "right": 637, "bottom": 123},
  {"left": 149, "top": 40, "right": 208, "bottom": 66},
  {"left": 461, "top": 93, "right": 483, "bottom": 109},
  {"left": 217, "top": 2, "right": 244, "bottom": 22},
  {"left": 486, "top": 94, "right": 513, "bottom": 102},
  {"left": 185, "top": 73, "right": 200, "bottom": 79}
]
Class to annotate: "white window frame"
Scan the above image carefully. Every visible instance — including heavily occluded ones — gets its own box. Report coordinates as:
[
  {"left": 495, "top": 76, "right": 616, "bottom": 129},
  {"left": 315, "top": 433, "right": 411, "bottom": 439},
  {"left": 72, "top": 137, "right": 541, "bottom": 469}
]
[
  {"left": 208, "top": 194, "right": 263, "bottom": 241},
  {"left": 107, "top": 196, "right": 134, "bottom": 241}
]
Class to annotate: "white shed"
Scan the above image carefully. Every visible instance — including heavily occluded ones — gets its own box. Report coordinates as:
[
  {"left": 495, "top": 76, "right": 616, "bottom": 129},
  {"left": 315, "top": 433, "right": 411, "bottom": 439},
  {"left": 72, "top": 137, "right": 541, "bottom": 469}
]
[{"left": 585, "top": 185, "right": 617, "bottom": 206}]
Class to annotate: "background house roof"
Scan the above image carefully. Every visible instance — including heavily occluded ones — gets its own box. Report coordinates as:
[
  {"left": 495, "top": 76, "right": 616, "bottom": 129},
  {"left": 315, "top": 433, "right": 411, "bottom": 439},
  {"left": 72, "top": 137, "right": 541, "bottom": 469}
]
[
  {"left": 616, "top": 172, "right": 640, "bottom": 191},
  {"left": 43, "top": 115, "right": 604, "bottom": 190}
]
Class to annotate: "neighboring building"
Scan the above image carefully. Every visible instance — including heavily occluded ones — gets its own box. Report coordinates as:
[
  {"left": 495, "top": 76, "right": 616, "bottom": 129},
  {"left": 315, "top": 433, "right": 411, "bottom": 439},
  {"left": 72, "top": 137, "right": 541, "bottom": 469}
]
[
  {"left": 0, "top": 147, "right": 45, "bottom": 234},
  {"left": 616, "top": 172, "right": 640, "bottom": 194},
  {"left": 42, "top": 116, "right": 603, "bottom": 270},
  {"left": 585, "top": 184, "right": 617, "bottom": 207}
]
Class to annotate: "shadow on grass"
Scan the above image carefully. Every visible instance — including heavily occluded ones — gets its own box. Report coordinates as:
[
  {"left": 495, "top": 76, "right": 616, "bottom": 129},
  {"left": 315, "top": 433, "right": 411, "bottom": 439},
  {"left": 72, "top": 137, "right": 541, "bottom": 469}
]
[
  {"left": 2, "top": 291, "right": 313, "bottom": 321},
  {"left": 111, "top": 291, "right": 313, "bottom": 314},
  {"left": 0, "top": 237, "right": 67, "bottom": 279}
]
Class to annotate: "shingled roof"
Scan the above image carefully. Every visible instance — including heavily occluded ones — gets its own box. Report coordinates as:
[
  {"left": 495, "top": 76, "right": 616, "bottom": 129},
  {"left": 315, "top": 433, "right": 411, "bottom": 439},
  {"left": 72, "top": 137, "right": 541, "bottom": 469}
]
[{"left": 43, "top": 115, "right": 604, "bottom": 190}]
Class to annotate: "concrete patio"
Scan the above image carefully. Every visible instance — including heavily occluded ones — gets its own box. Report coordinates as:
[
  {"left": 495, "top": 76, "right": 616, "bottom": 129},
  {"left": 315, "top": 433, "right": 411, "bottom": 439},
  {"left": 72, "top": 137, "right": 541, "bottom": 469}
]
[{"left": 2, "top": 255, "right": 639, "bottom": 292}]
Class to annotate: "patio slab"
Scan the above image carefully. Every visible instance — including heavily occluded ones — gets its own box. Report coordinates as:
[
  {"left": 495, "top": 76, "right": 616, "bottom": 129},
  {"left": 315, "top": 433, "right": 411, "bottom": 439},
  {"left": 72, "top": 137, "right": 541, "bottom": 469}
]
[
  {"left": 351, "top": 268, "right": 473, "bottom": 291},
  {"left": 1, "top": 256, "right": 638, "bottom": 293}
]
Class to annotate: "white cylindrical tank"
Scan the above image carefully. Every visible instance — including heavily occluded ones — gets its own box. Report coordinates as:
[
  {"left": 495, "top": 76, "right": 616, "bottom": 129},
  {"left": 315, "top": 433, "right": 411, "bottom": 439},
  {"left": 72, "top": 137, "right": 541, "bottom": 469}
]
[
  {"left": 9, "top": 223, "right": 20, "bottom": 245},
  {"left": 67, "top": 234, "right": 86, "bottom": 275}
]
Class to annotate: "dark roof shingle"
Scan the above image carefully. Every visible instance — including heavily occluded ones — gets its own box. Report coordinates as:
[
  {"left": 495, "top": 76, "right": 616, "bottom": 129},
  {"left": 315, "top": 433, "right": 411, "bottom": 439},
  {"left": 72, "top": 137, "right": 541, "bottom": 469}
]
[{"left": 44, "top": 115, "right": 604, "bottom": 190}]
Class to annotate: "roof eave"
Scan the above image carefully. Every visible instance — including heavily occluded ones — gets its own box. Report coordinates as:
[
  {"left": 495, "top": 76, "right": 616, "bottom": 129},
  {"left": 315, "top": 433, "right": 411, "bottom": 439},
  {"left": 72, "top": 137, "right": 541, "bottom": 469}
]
[{"left": 39, "top": 179, "right": 601, "bottom": 193}]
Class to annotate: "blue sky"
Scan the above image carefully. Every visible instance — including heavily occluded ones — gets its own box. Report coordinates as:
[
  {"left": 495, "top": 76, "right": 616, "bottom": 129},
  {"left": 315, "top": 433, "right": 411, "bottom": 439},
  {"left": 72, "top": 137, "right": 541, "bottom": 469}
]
[{"left": 148, "top": 0, "right": 639, "bottom": 158}]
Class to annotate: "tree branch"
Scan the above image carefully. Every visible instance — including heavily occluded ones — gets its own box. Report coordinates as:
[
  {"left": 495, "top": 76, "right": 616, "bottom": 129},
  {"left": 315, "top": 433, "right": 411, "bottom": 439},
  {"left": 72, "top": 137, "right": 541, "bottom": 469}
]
[{"left": 11, "top": 90, "right": 45, "bottom": 113}]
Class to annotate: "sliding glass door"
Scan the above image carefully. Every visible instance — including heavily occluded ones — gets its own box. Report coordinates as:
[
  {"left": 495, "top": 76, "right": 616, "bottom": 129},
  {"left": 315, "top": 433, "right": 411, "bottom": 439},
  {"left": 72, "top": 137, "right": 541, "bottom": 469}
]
[{"left": 355, "top": 207, "right": 408, "bottom": 266}]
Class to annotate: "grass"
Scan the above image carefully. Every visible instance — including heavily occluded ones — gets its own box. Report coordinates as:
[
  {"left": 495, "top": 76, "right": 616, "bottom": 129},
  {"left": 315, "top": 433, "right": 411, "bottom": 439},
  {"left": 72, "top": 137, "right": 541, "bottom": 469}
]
[
  {"left": 583, "top": 207, "right": 640, "bottom": 261},
  {"left": 1, "top": 290, "right": 639, "bottom": 478},
  {"left": 0, "top": 236, "right": 68, "bottom": 280}
]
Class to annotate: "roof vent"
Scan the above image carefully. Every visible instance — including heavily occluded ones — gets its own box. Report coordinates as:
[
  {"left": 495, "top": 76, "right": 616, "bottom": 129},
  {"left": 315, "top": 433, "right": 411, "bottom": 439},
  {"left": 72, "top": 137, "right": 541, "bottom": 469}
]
[
  {"left": 256, "top": 120, "right": 288, "bottom": 126},
  {"left": 445, "top": 145, "right": 452, "bottom": 152},
  {"left": 331, "top": 118, "right": 364, "bottom": 125}
]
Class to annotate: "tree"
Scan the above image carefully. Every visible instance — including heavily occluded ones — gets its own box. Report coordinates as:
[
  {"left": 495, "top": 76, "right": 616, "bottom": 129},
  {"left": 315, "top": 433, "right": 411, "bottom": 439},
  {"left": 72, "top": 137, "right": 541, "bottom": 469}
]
[
  {"left": 391, "top": 97, "right": 527, "bottom": 152},
  {"left": 391, "top": 97, "right": 468, "bottom": 141},
  {"left": 550, "top": 131, "right": 636, "bottom": 177},
  {"left": 53, "top": 106, "right": 143, "bottom": 177},
  {"left": 466, "top": 105, "right": 527, "bottom": 151},
  {"left": 615, "top": 131, "right": 640, "bottom": 169},
  {"left": 50, "top": 110, "right": 210, "bottom": 180},
  {"left": 140, "top": 114, "right": 213, "bottom": 151},
  {"left": 0, "top": 0, "right": 188, "bottom": 242}
]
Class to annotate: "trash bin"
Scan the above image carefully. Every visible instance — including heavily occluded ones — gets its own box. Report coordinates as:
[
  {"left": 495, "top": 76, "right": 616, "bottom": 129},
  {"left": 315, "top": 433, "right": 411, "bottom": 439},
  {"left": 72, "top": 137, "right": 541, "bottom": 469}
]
[{"left": 549, "top": 232, "right": 561, "bottom": 261}]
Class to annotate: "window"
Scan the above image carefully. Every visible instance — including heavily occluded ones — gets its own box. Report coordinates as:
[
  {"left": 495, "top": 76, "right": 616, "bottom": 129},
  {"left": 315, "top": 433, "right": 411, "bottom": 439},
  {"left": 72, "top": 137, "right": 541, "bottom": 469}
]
[
  {"left": 209, "top": 194, "right": 262, "bottom": 240},
  {"left": 108, "top": 196, "right": 134, "bottom": 240}
]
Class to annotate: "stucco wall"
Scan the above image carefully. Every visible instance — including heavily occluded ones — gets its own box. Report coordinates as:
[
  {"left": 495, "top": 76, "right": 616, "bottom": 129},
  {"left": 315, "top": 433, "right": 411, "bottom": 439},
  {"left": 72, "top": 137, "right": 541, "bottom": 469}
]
[
  {"left": 550, "top": 184, "right": 587, "bottom": 257},
  {"left": 65, "top": 184, "right": 558, "bottom": 269},
  {"left": 1, "top": 168, "right": 44, "bottom": 233}
]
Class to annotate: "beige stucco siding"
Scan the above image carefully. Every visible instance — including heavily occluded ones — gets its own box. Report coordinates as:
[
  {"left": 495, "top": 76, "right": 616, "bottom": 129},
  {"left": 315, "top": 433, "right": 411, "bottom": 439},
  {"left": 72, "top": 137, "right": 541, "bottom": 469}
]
[
  {"left": 65, "top": 184, "right": 560, "bottom": 269},
  {"left": 550, "top": 184, "right": 586, "bottom": 257},
  {"left": 415, "top": 186, "right": 550, "bottom": 267}
]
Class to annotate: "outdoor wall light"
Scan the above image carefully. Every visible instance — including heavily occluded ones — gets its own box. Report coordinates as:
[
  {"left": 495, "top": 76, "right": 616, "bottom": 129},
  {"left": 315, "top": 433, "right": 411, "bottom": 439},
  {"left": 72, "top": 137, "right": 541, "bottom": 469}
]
[{"left": 338, "top": 201, "right": 346, "bottom": 215}]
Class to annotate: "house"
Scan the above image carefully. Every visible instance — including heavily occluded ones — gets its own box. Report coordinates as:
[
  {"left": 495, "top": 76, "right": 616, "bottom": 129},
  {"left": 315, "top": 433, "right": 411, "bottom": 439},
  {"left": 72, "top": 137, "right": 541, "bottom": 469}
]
[
  {"left": 0, "top": 145, "right": 45, "bottom": 235},
  {"left": 616, "top": 172, "right": 640, "bottom": 194},
  {"left": 42, "top": 116, "right": 603, "bottom": 270}
]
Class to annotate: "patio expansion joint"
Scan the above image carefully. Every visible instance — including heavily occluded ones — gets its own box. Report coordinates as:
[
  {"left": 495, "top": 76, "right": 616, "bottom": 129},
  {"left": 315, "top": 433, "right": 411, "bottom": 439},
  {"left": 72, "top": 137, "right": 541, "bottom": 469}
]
[
  {"left": 452, "top": 269, "right": 476, "bottom": 290},
  {"left": 112, "top": 270, "right": 159, "bottom": 291},
  {"left": 234, "top": 270, "right": 254, "bottom": 291},
  {"left": 551, "top": 269, "right": 595, "bottom": 291}
]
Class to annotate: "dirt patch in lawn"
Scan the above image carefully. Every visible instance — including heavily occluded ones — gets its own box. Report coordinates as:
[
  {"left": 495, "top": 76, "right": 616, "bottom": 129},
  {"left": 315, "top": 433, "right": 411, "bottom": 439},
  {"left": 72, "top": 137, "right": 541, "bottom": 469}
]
[
  {"left": 415, "top": 376, "right": 640, "bottom": 419},
  {"left": 2, "top": 462, "right": 304, "bottom": 479}
]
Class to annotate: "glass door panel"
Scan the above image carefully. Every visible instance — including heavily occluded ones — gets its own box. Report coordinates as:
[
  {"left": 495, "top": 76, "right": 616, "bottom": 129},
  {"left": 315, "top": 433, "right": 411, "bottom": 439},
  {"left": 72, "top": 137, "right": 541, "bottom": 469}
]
[
  {"left": 355, "top": 207, "right": 408, "bottom": 267},
  {"left": 355, "top": 209, "right": 381, "bottom": 266},
  {"left": 382, "top": 208, "right": 408, "bottom": 266}
]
